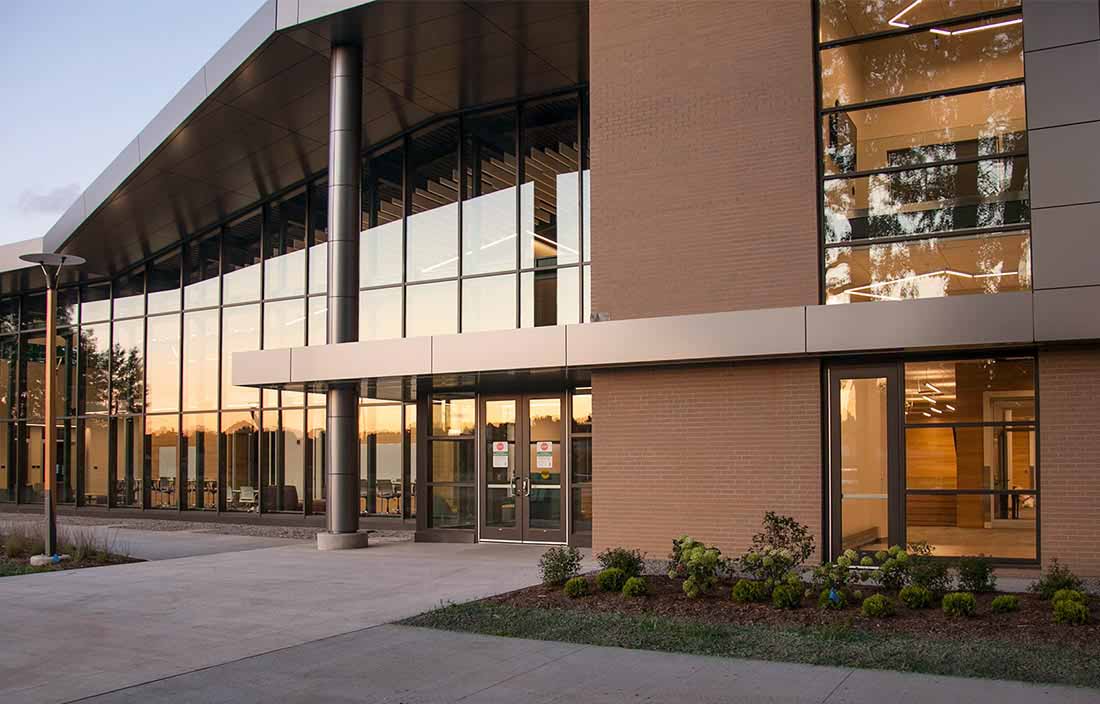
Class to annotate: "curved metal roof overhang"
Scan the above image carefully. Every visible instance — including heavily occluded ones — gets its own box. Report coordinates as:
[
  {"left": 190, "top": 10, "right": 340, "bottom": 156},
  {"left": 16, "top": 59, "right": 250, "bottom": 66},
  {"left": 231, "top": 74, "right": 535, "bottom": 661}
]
[{"left": 38, "top": 0, "right": 588, "bottom": 285}]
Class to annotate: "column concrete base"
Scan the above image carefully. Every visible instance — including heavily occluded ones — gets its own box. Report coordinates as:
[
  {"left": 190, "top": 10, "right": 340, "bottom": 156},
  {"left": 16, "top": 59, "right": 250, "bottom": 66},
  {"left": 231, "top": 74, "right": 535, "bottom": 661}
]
[{"left": 316, "top": 531, "right": 371, "bottom": 551}]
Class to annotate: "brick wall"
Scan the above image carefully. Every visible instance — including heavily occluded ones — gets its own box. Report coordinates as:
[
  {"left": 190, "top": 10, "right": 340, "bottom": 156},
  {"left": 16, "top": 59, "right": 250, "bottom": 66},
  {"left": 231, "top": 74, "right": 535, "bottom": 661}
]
[
  {"left": 1039, "top": 346, "right": 1100, "bottom": 577},
  {"left": 589, "top": 0, "right": 819, "bottom": 320},
  {"left": 591, "top": 360, "right": 822, "bottom": 558}
]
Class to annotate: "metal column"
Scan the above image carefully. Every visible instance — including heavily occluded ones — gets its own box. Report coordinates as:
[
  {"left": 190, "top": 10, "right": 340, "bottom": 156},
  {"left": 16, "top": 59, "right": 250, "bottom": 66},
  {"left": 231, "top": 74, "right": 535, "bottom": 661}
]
[{"left": 324, "top": 43, "right": 363, "bottom": 538}]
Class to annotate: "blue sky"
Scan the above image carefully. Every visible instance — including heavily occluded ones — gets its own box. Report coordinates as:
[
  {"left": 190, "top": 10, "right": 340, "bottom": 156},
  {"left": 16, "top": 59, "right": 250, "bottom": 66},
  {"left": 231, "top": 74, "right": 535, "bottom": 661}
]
[{"left": 0, "top": 0, "right": 264, "bottom": 244}]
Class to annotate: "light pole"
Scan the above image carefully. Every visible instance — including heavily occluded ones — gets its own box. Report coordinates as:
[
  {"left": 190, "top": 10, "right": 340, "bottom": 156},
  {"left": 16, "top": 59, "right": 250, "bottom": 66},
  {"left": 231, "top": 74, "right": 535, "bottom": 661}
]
[{"left": 20, "top": 253, "right": 85, "bottom": 558}]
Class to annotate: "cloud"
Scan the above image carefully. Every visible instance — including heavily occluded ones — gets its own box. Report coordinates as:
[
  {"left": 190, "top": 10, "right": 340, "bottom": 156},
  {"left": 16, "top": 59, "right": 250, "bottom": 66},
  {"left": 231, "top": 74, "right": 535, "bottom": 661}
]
[{"left": 17, "top": 183, "right": 81, "bottom": 215}]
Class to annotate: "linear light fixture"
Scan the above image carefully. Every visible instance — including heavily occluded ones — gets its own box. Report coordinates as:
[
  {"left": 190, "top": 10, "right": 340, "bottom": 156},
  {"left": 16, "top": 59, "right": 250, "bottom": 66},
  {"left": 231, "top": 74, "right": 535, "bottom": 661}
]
[
  {"left": 843, "top": 268, "right": 1019, "bottom": 299},
  {"left": 945, "top": 404, "right": 956, "bottom": 411},
  {"left": 929, "top": 406, "right": 944, "bottom": 414},
  {"left": 925, "top": 382, "right": 942, "bottom": 394},
  {"left": 888, "top": 0, "right": 1021, "bottom": 37},
  {"left": 921, "top": 395, "right": 937, "bottom": 404}
]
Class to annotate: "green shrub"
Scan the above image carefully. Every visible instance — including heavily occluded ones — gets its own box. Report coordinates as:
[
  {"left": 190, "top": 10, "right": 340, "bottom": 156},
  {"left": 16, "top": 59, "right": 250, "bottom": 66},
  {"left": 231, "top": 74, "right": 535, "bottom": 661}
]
[
  {"left": 737, "top": 512, "right": 815, "bottom": 585},
  {"left": 621, "top": 576, "right": 648, "bottom": 598},
  {"left": 596, "top": 547, "right": 645, "bottom": 578},
  {"left": 668, "top": 536, "right": 723, "bottom": 598},
  {"left": 851, "top": 590, "right": 864, "bottom": 603},
  {"left": 942, "top": 592, "right": 977, "bottom": 618},
  {"left": 563, "top": 576, "right": 589, "bottom": 598},
  {"left": 957, "top": 556, "right": 997, "bottom": 593},
  {"left": 596, "top": 567, "right": 628, "bottom": 592},
  {"left": 539, "top": 546, "right": 582, "bottom": 586},
  {"left": 991, "top": 595, "right": 1019, "bottom": 614},
  {"left": 818, "top": 588, "right": 847, "bottom": 610},
  {"left": 899, "top": 584, "right": 933, "bottom": 609},
  {"left": 907, "top": 543, "right": 951, "bottom": 594},
  {"left": 731, "top": 579, "right": 770, "bottom": 604},
  {"left": 1054, "top": 599, "right": 1089, "bottom": 625},
  {"left": 1052, "top": 589, "right": 1087, "bottom": 606},
  {"left": 1029, "top": 558, "right": 1084, "bottom": 600},
  {"left": 771, "top": 584, "right": 802, "bottom": 609},
  {"left": 812, "top": 559, "right": 855, "bottom": 595},
  {"left": 861, "top": 594, "right": 894, "bottom": 618}
]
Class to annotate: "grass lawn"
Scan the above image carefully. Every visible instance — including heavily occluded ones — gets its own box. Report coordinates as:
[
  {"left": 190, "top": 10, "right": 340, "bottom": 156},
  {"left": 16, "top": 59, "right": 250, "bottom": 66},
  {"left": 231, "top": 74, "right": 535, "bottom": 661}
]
[{"left": 404, "top": 601, "right": 1100, "bottom": 689}]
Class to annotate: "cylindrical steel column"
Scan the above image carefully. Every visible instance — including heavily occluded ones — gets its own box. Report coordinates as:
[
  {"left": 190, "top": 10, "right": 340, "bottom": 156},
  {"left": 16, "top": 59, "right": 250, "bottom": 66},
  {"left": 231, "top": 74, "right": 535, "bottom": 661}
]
[{"left": 325, "top": 43, "right": 362, "bottom": 536}]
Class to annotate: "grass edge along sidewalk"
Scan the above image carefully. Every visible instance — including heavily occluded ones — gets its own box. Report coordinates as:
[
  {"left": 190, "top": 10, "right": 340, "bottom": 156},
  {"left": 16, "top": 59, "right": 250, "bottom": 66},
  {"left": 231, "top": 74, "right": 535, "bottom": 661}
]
[{"left": 403, "top": 601, "right": 1100, "bottom": 690}]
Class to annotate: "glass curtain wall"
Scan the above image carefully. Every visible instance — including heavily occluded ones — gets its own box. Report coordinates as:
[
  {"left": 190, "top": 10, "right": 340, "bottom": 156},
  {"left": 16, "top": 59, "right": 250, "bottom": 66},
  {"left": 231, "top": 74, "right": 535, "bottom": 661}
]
[
  {"left": 0, "top": 86, "right": 587, "bottom": 516},
  {"left": 816, "top": 2, "right": 1029, "bottom": 303}
]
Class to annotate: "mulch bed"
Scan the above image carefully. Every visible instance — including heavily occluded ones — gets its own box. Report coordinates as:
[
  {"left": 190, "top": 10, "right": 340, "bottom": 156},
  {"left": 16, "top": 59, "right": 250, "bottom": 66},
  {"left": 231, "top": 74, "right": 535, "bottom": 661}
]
[{"left": 485, "top": 574, "right": 1099, "bottom": 650}]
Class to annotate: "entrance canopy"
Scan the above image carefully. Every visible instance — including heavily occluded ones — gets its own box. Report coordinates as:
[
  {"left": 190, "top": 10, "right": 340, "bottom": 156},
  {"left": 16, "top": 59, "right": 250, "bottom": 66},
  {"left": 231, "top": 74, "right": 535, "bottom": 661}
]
[{"left": 42, "top": 0, "right": 588, "bottom": 280}]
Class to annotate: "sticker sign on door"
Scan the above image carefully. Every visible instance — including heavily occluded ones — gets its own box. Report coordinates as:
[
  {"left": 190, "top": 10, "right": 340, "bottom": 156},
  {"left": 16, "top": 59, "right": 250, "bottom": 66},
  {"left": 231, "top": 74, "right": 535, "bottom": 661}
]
[
  {"left": 536, "top": 441, "right": 554, "bottom": 472},
  {"left": 492, "top": 441, "right": 509, "bottom": 468}
]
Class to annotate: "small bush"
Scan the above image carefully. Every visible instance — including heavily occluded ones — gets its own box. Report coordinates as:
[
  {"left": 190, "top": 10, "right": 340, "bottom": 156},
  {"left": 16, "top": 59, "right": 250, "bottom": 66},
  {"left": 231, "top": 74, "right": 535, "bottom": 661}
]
[
  {"left": 669, "top": 536, "right": 723, "bottom": 598},
  {"left": 1029, "top": 558, "right": 1083, "bottom": 600},
  {"left": 899, "top": 584, "right": 934, "bottom": 609},
  {"left": 596, "top": 567, "right": 628, "bottom": 593},
  {"left": 731, "top": 579, "right": 770, "bottom": 604},
  {"left": 563, "top": 576, "right": 589, "bottom": 598},
  {"left": 1054, "top": 599, "right": 1089, "bottom": 625},
  {"left": 621, "top": 576, "right": 648, "bottom": 598},
  {"left": 596, "top": 547, "right": 645, "bottom": 578},
  {"left": 539, "top": 546, "right": 582, "bottom": 586},
  {"left": 851, "top": 589, "right": 864, "bottom": 603},
  {"left": 991, "top": 595, "right": 1019, "bottom": 614},
  {"left": 861, "top": 594, "right": 894, "bottom": 618},
  {"left": 908, "top": 543, "right": 951, "bottom": 594},
  {"left": 771, "top": 584, "right": 802, "bottom": 609},
  {"left": 942, "top": 592, "right": 977, "bottom": 618},
  {"left": 737, "top": 512, "right": 815, "bottom": 585},
  {"left": 957, "top": 556, "right": 997, "bottom": 593},
  {"left": 1052, "top": 589, "right": 1087, "bottom": 606},
  {"left": 818, "top": 588, "right": 847, "bottom": 610}
]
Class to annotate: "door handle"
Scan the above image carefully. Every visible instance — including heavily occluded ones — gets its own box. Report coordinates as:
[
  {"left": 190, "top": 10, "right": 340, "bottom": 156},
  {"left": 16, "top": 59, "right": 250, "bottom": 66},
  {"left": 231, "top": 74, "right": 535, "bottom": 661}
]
[{"left": 523, "top": 476, "right": 531, "bottom": 497}]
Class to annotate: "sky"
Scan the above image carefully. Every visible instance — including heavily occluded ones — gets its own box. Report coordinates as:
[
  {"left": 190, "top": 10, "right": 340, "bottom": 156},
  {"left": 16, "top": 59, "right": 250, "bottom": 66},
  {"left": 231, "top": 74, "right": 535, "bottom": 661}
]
[{"left": 0, "top": 0, "right": 265, "bottom": 245}]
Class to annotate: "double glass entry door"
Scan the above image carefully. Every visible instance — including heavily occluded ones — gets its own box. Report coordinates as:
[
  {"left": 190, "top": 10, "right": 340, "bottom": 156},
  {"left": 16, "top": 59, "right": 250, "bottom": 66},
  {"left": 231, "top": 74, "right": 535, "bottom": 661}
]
[{"left": 481, "top": 395, "right": 565, "bottom": 543}]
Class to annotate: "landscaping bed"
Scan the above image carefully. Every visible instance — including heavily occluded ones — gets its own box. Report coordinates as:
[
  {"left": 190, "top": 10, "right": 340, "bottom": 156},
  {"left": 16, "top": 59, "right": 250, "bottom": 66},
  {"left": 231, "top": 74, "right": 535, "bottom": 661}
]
[{"left": 1, "top": 523, "right": 141, "bottom": 577}]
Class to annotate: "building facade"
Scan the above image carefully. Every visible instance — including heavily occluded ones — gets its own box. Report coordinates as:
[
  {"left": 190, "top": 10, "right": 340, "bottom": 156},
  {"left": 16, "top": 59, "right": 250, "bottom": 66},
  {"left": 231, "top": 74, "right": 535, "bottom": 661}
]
[{"left": 3, "top": 0, "right": 1100, "bottom": 575}]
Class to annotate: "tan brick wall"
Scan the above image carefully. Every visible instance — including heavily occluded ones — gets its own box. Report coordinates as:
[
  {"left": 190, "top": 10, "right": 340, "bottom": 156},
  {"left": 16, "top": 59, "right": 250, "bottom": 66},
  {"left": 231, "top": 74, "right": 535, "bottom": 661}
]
[
  {"left": 1039, "top": 346, "right": 1100, "bottom": 578},
  {"left": 591, "top": 360, "right": 822, "bottom": 559},
  {"left": 589, "top": 0, "right": 818, "bottom": 320}
]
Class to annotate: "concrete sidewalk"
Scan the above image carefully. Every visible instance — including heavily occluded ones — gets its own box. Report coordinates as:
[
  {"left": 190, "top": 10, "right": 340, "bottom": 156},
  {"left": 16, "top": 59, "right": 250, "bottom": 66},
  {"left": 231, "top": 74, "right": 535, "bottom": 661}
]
[
  {"left": 0, "top": 540, "right": 582, "bottom": 704},
  {"left": 77, "top": 624, "right": 1098, "bottom": 704}
]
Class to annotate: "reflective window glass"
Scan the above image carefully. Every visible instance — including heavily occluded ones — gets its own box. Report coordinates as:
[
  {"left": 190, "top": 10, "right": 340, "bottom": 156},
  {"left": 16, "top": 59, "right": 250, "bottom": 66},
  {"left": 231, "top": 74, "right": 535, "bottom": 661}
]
[
  {"left": 115, "top": 415, "right": 143, "bottom": 507},
  {"left": 432, "top": 396, "right": 475, "bottom": 436},
  {"left": 428, "top": 484, "right": 475, "bottom": 528},
  {"left": 463, "top": 108, "right": 518, "bottom": 276},
  {"left": 111, "top": 319, "right": 144, "bottom": 414},
  {"left": 223, "top": 411, "right": 259, "bottom": 511},
  {"left": 362, "top": 145, "right": 404, "bottom": 287},
  {"left": 430, "top": 441, "right": 476, "bottom": 483},
  {"left": 0, "top": 298, "right": 19, "bottom": 333},
  {"left": 146, "top": 315, "right": 179, "bottom": 413},
  {"left": 22, "top": 293, "right": 45, "bottom": 330},
  {"left": 80, "top": 284, "right": 110, "bottom": 324},
  {"left": 462, "top": 274, "right": 516, "bottom": 333},
  {"left": 904, "top": 358, "right": 1034, "bottom": 423},
  {"left": 221, "top": 304, "right": 260, "bottom": 409},
  {"left": 523, "top": 96, "right": 580, "bottom": 268},
  {"left": 406, "top": 281, "right": 457, "bottom": 337},
  {"left": 182, "top": 413, "right": 218, "bottom": 510},
  {"left": 407, "top": 120, "right": 459, "bottom": 282},
  {"left": 307, "top": 407, "right": 325, "bottom": 512},
  {"left": 265, "top": 190, "right": 307, "bottom": 299},
  {"left": 359, "top": 287, "right": 402, "bottom": 341},
  {"left": 223, "top": 211, "right": 262, "bottom": 305},
  {"left": 521, "top": 266, "right": 579, "bottom": 327},
  {"left": 308, "top": 296, "right": 327, "bottom": 346},
  {"left": 81, "top": 323, "right": 111, "bottom": 415},
  {"left": 276, "top": 409, "right": 305, "bottom": 512},
  {"left": 906, "top": 493, "right": 1035, "bottom": 559},
  {"left": 0, "top": 338, "right": 16, "bottom": 418},
  {"left": 825, "top": 231, "right": 1030, "bottom": 303},
  {"left": 185, "top": 231, "right": 220, "bottom": 309},
  {"left": 183, "top": 309, "right": 219, "bottom": 411},
  {"left": 113, "top": 269, "right": 144, "bottom": 320},
  {"left": 906, "top": 426, "right": 1035, "bottom": 490},
  {"left": 83, "top": 417, "right": 110, "bottom": 506},
  {"left": 23, "top": 422, "right": 44, "bottom": 502},
  {"left": 309, "top": 180, "right": 328, "bottom": 295},
  {"left": 146, "top": 414, "right": 178, "bottom": 509},
  {"left": 58, "top": 288, "right": 79, "bottom": 328},
  {"left": 818, "top": 0, "right": 1021, "bottom": 43},
  {"left": 147, "top": 250, "right": 181, "bottom": 315},
  {"left": 0, "top": 421, "right": 11, "bottom": 502},
  {"left": 360, "top": 403, "right": 403, "bottom": 515},
  {"left": 263, "top": 298, "right": 305, "bottom": 350}
]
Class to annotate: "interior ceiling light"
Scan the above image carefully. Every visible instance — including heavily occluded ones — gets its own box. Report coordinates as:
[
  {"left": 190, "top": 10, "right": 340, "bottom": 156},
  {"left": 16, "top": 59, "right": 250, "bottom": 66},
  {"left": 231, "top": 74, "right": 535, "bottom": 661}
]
[
  {"left": 945, "top": 404, "right": 956, "bottom": 411},
  {"left": 845, "top": 269, "right": 1019, "bottom": 301},
  {"left": 925, "top": 382, "right": 942, "bottom": 394},
  {"left": 929, "top": 406, "right": 943, "bottom": 414},
  {"left": 888, "top": 0, "right": 1021, "bottom": 36},
  {"left": 921, "top": 395, "right": 937, "bottom": 404}
]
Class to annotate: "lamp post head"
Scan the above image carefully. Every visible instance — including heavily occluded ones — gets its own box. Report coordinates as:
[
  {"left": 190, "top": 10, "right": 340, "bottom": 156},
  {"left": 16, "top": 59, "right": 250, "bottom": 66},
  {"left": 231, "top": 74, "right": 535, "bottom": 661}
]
[{"left": 19, "top": 253, "right": 86, "bottom": 289}]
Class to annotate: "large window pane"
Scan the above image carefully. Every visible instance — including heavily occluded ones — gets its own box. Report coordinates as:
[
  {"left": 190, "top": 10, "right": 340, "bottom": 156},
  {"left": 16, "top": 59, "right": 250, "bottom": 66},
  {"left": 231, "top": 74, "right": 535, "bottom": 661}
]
[
  {"left": 0, "top": 421, "right": 15, "bottom": 502},
  {"left": 360, "top": 403, "right": 403, "bottom": 515},
  {"left": 309, "top": 180, "right": 328, "bottom": 295},
  {"left": 406, "top": 281, "right": 456, "bottom": 337},
  {"left": 432, "top": 396, "right": 475, "bottom": 436},
  {"left": 906, "top": 426, "right": 1035, "bottom": 490},
  {"left": 907, "top": 493, "right": 1035, "bottom": 559},
  {"left": 147, "top": 250, "right": 181, "bottom": 315},
  {"left": 83, "top": 417, "right": 110, "bottom": 506},
  {"left": 183, "top": 310, "right": 219, "bottom": 411},
  {"left": 23, "top": 423, "right": 44, "bottom": 503},
  {"left": 263, "top": 298, "right": 305, "bottom": 350},
  {"left": 307, "top": 296, "right": 327, "bottom": 346},
  {"left": 110, "top": 319, "right": 144, "bottom": 415},
  {"left": 223, "top": 411, "right": 259, "bottom": 511},
  {"left": 265, "top": 190, "right": 307, "bottom": 299},
  {"left": 307, "top": 407, "right": 325, "bottom": 513},
  {"left": 0, "top": 298, "right": 18, "bottom": 334},
  {"left": 407, "top": 121, "right": 459, "bottom": 282},
  {"left": 362, "top": 145, "right": 404, "bottom": 287},
  {"left": 463, "top": 109, "right": 518, "bottom": 276},
  {"left": 185, "top": 231, "right": 220, "bottom": 309},
  {"left": 0, "top": 338, "right": 15, "bottom": 418},
  {"left": 522, "top": 96, "right": 580, "bottom": 268},
  {"left": 825, "top": 231, "right": 1030, "bottom": 303},
  {"left": 839, "top": 377, "right": 890, "bottom": 553},
  {"left": 115, "top": 416, "right": 143, "bottom": 507},
  {"left": 222, "top": 305, "right": 260, "bottom": 410},
  {"left": 147, "top": 414, "right": 178, "bottom": 509},
  {"left": 113, "top": 269, "right": 144, "bottom": 320},
  {"left": 146, "top": 315, "right": 179, "bottom": 413},
  {"left": 462, "top": 274, "right": 516, "bottom": 333},
  {"left": 81, "top": 323, "right": 111, "bottom": 414},
  {"left": 359, "top": 287, "right": 402, "bottom": 341},
  {"left": 820, "top": 14, "right": 1023, "bottom": 107},
  {"left": 182, "top": 413, "right": 218, "bottom": 510},
  {"left": 223, "top": 211, "right": 262, "bottom": 305},
  {"left": 905, "top": 357, "right": 1035, "bottom": 423},
  {"left": 268, "top": 409, "right": 304, "bottom": 512},
  {"left": 81, "top": 284, "right": 110, "bottom": 323},
  {"left": 521, "top": 266, "right": 579, "bottom": 327},
  {"left": 823, "top": 85, "right": 1026, "bottom": 176},
  {"left": 818, "top": 0, "right": 1021, "bottom": 43},
  {"left": 428, "top": 484, "right": 475, "bottom": 529},
  {"left": 405, "top": 403, "right": 417, "bottom": 517},
  {"left": 58, "top": 288, "right": 79, "bottom": 328}
]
